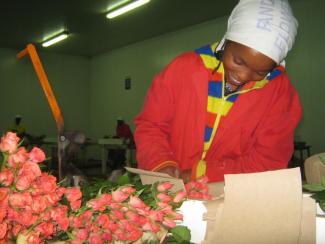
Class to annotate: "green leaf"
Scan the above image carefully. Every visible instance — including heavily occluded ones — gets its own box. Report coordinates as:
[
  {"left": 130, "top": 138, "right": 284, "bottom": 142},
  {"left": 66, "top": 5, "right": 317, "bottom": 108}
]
[
  {"left": 303, "top": 184, "right": 325, "bottom": 192},
  {"left": 312, "top": 190, "right": 325, "bottom": 202},
  {"left": 169, "top": 226, "right": 191, "bottom": 243},
  {"left": 319, "top": 155, "right": 325, "bottom": 164},
  {"left": 117, "top": 173, "right": 130, "bottom": 185}
]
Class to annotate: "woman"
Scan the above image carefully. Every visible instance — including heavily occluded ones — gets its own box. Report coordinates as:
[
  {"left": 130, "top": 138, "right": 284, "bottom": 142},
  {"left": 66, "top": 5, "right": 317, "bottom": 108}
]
[{"left": 134, "top": 0, "right": 302, "bottom": 182}]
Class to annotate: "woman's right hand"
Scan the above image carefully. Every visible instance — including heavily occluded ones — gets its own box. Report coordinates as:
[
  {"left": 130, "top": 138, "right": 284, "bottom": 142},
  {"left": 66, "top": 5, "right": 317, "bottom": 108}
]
[{"left": 157, "top": 166, "right": 180, "bottom": 178}]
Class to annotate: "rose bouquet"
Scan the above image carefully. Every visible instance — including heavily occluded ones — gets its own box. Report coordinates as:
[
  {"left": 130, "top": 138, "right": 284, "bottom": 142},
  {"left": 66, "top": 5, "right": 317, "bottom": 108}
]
[
  {"left": 0, "top": 132, "right": 195, "bottom": 244},
  {"left": 0, "top": 132, "right": 82, "bottom": 243}
]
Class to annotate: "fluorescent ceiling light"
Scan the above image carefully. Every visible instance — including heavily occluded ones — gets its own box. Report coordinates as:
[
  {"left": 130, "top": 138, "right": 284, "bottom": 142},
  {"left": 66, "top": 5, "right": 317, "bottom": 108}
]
[
  {"left": 106, "top": 0, "right": 150, "bottom": 19},
  {"left": 42, "top": 32, "right": 69, "bottom": 47}
]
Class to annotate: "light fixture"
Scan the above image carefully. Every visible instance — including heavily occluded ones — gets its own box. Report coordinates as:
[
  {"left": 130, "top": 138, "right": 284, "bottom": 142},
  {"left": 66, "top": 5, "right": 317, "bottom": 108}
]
[
  {"left": 42, "top": 31, "right": 69, "bottom": 47},
  {"left": 106, "top": 0, "right": 150, "bottom": 19}
]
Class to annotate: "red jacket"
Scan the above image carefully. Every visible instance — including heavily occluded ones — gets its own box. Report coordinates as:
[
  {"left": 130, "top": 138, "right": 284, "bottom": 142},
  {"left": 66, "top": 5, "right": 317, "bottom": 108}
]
[{"left": 134, "top": 52, "right": 302, "bottom": 182}]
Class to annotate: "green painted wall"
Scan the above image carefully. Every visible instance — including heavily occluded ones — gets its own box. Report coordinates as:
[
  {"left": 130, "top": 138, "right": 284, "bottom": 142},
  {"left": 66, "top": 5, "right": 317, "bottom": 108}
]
[
  {"left": 89, "top": 0, "right": 325, "bottom": 154},
  {"left": 287, "top": 0, "right": 325, "bottom": 154},
  {"left": 89, "top": 17, "right": 227, "bottom": 138},
  {"left": 0, "top": 48, "right": 90, "bottom": 137}
]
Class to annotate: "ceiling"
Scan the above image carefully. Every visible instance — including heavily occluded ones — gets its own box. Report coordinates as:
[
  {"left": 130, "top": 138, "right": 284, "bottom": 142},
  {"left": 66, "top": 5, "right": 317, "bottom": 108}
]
[{"left": 0, "top": 0, "right": 239, "bottom": 57}]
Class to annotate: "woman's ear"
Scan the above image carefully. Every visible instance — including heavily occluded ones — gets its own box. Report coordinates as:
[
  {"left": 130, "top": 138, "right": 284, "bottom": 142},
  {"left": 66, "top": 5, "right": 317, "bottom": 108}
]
[
  {"left": 214, "top": 50, "right": 223, "bottom": 61},
  {"left": 214, "top": 40, "right": 227, "bottom": 61}
]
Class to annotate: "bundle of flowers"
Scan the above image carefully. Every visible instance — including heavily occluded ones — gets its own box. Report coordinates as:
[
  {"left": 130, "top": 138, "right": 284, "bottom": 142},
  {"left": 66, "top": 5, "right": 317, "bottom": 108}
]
[
  {"left": 185, "top": 176, "right": 213, "bottom": 200},
  {"left": 0, "top": 132, "right": 193, "bottom": 244},
  {"left": 0, "top": 131, "right": 215, "bottom": 243},
  {"left": 0, "top": 132, "right": 82, "bottom": 243},
  {"left": 69, "top": 182, "right": 187, "bottom": 243}
]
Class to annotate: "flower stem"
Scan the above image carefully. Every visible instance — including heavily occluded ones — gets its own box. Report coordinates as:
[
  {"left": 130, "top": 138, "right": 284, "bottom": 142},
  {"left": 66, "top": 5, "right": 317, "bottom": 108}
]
[{"left": 1, "top": 153, "right": 8, "bottom": 171}]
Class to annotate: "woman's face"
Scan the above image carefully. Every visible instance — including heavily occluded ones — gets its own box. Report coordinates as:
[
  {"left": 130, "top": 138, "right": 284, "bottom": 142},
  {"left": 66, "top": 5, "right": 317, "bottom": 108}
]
[{"left": 222, "top": 40, "right": 276, "bottom": 88}]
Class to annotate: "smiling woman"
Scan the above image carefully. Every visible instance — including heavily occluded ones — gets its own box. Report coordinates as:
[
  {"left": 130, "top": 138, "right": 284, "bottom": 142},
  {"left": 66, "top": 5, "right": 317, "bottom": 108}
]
[
  {"left": 222, "top": 40, "right": 276, "bottom": 91},
  {"left": 134, "top": 0, "right": 302, "bottom": 183}
]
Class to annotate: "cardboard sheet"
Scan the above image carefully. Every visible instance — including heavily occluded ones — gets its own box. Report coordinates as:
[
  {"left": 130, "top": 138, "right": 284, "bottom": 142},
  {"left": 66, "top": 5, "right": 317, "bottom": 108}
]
[
  {"left": 203, "top": 168, "right": 316, "bottom": 244},
  {"left": 125, "top": 167, "right": 185, "bottom": 192},
  {"left": 304, "top": 153, "right": 325, "bottom": 184},
  {"left": 126, "top": 167, "right": 316, "bottom": 244},
  {"left": 299, "top": 196, "right": 316, "bottom": 244},
  {"left": 215, "top": 168, "right": 303, "bottom": 244}
]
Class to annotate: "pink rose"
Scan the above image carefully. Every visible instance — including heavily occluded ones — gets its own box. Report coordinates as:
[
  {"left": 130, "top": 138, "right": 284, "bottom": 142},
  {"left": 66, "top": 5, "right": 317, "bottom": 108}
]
[
  {"left": 142, "top": 221, "right": 161, "bottom": 233},
  {"left": 97, "top": 214, "right": 110, "bottom": 228},
  {"left": 15, "top": 174, "right": 32, "bottom": 191},
  {"left": 0, "top": 169, "right": 14, "bottom": 186},
  {"left": 8, "top": 147, "right": 28, "bottom": 168},
  {"left": 71, "top": 216, "right": 83, "bottom": 228},
  {"left": 173, "top": 191, "right": 187, "bottom": 203},
  {"left": 89, "top": 234, "right": 103, "bottom": 244},
  {"left": 121, "top": 186, "right": 136, "bottom": 194},
  {"left": 100, "top": 193, "right": 112, "bottom": 204},
  {"left": 32, "top": 173, "right": 57, "bottom": 195},
  {"left": 126, "top": 228, "right": 143, "bottom": 242},
  {"left": 114, "top": 229, "right": 128, "bottom": 241},
  {"left": 162, "top": 218, "right": 176, "bottom": 228},
  {"left": 148, "top": 210, "right": 164, "bottom": 222},
  {"left": 9, "top": 192, "right": 32, "bottom": 208},
  {"left": 35, "top": 222, "right": 54, "bottom": 238},
  {"left": 44, "top": 192, "right": 61, "bottom": 206},
  {"left": 28, "top": 147, "right": 46, "bottom": 163},
  {"left": 50, "top": 206, "right": 69, "bottom": 230},
  {"left": 0, "top": 188, "right": 9, "bottom": 204},
  {"left": 17, "top": 209, "right": 38, "bottom": 227},
  {"left": 0, "top": 132, "right": 20, "bottom": 153},
  {"left": 125, "top": 210, "right": 140, "bottom": 222},
  {"left": 111, "top": 209, "right": 124, "bottom": 220},
  {"left": 112, "top": 190, "right": 129, "bottom": 203},
  {"left": 70, "top": 199, "right": 82, "bottom": 211},
  {"left": 26, "top": 231, "right": 42, "bottom": 244},
  {"left": 156, "top": 193, "right": 173, "bottom": 203},
  {"left": 157, "top": 182, "right": 173, "bottom": 192},
  {"left": 65, "top": 187, "right": 82, "bottom": 203},
  {"left": 102, "top": 231, "right": 112, "bottom": 242},
  {"left": 129, "top": 196, "right": 147, "bottom": 209},
  {"left": 19, "top": 161, "right": 41, "bottom": 178},
  {"left": 76, "top": 228, "right": 89, "bottom": 240},
  {"left": 87, "top": 198, "right": 104, "bottom": 211},
  {"left": 109, "top": 202, "right": 123, "bottom": 209},
  {"left": 31, "top": 195, "right": 47, "bottom": 213}
]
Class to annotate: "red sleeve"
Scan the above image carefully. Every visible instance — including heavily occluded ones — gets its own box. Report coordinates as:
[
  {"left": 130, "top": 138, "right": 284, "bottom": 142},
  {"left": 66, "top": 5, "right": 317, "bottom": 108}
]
[
  {"left": 134, "top": 54, "right": 194, "bottom": 171},
  {"left": 207, "top": 75, "right": 302, "bottom": 181}
]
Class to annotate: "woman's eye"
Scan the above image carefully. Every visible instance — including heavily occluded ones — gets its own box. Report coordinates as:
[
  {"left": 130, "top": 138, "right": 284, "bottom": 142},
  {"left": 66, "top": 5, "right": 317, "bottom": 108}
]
[
  {"left": 233, "top": 58, "right": 243, "bottom": 65},
  {"left": 256, "top": 71, "right": 268, "bottom": 77}
]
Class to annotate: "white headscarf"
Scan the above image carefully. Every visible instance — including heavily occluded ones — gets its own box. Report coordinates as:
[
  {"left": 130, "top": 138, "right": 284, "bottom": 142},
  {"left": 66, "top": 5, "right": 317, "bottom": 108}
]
[{"left": 224, "top": 0, "right": 298, "bottom": 64}]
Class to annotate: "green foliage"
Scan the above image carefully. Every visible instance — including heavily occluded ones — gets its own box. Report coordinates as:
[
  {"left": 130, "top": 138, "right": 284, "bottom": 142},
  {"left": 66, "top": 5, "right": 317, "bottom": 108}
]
[
  {"left": 303, "top": 184, "right": 325, "bottom": 192},
  {"left": 166, "top": 226, "right": 191, "bottom": 244},
  {"left": 81, "top": 177, "right": 114, "bottom": 203},
  {"left": 117, "top": 172, "right": 131, "bottom": 185},
  {"left": 303, "top": 175, "right": 325, "bottom": 212},
  {"left": 79, "top": 173, "right": 192, "bottom": 243}
]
